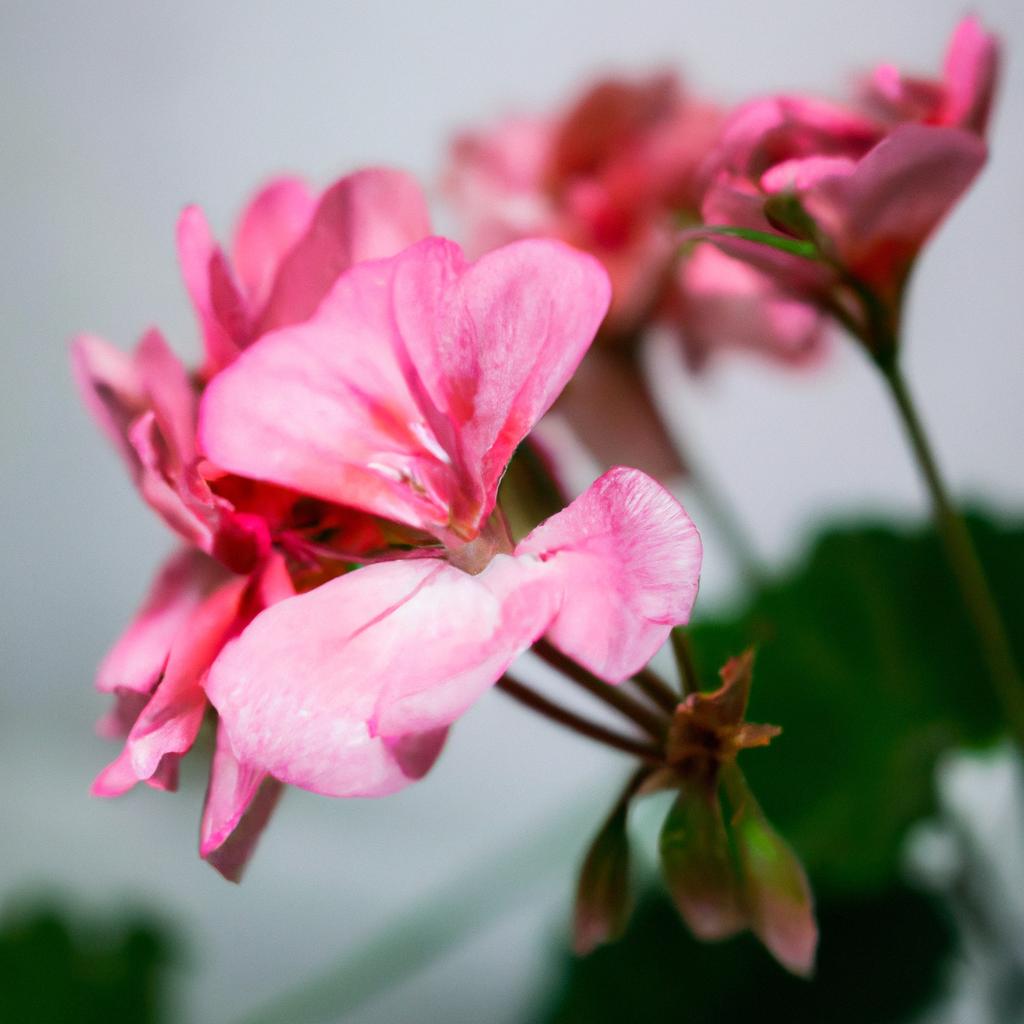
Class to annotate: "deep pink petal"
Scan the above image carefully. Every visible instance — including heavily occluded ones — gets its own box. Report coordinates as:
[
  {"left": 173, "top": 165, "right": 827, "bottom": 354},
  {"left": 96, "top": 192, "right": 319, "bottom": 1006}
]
[
  {"left": 231, "top": 176, "right": 317, "bottom": 314},
  {"left": 200, "top": 722, "right": 284, "bottom": 882},
  {"left": 391, "top": 237, "right": 612, "bottom": 534},
  {"left": 96, "top": 548, "right": 227, "bottom": 696},
  {"left": 205, "top": 556, "right": 558, "bottom": 796},
  {"left": 807, "top": 124, "right": 987, "bottom": 281},
  {"left": 92, "top": 577, "right": 248, "bottom": 797},
  {"left": 254, "top": 168, "right": 431, "bottom": 334},
  {"left": 128, "top": 411, "right": 213, "bottom": 549},
  {"left": 942, "top": 16, "right": 1000, "bottom": 135},
  {"left": 516, "top": 467, "right": 702, "bottom": 682},
  {"left": 177, "top": 206, "right": 249, "bottom": 373},
  {"left": 199, "top": 258, "right": 449, "bottom": 533}
]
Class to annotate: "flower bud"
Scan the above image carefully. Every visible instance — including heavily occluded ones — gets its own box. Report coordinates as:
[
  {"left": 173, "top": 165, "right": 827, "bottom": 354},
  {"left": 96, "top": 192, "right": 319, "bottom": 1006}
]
[
  {"left": 573, "top": 799, "right": 632, "bottom": 956},
  {"left": 659, "top": 779, "right": 745, "bottom": 940}
]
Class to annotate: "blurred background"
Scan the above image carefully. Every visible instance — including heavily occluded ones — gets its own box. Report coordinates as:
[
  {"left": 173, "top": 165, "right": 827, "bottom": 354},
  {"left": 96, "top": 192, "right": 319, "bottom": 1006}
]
[{"left": 2, "top": 1, "right": 1023, "bottom": 1021}]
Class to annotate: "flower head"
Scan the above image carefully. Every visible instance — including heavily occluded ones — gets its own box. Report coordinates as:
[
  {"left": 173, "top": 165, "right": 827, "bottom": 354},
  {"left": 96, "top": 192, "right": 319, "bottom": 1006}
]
[
  {"left": 200, "top": 234, "right": 704, "bottom": 800},
  {"left": 73, "top": 168, "right": 432, "bottom": 878},
  {"left": 695, "top": 17, "right": 998, "bottom": 353}
]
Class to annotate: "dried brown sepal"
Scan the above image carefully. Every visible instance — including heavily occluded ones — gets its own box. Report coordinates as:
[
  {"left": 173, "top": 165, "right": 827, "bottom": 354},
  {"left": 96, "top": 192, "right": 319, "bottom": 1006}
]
[{"left": 665, "top": 648, "right": 780, "bottom": 792}]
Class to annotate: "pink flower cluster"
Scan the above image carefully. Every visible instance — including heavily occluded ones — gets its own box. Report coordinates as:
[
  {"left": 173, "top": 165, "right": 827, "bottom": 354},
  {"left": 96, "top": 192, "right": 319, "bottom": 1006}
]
[
  {"left": 74, "top": 16, "right": 999, "bottom": 889},
  {"left": 74, "top": 170, "right": 702, "bottom": 880},
  {"left": 447, "top": 16, "right": 997, "bottom": 365}
]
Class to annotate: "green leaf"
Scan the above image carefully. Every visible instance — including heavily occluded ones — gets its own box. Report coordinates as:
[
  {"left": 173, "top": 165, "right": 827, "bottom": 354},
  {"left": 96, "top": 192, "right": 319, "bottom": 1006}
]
[
  {"left": 682, "top": 225, "right": 822, "bottom": 260},
  {"left": 537, "top": 883, "right": 953, "bottom": 1024},
  {"left": 688, "top": 512, "right": 1020, "bottom": 892},
  {"left": 0, "top": 900, "right": 177, "bottom": 1024}
]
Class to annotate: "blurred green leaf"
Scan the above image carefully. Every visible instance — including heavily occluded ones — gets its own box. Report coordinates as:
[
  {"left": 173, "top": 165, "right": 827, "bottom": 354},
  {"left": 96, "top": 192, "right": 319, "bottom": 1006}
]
[
  {"left": 538, "top": 884, "right": 953, "bottom": 1024},
  {"left": 687, "top": 513, "right": 1020, "bottom": 891},
  {"left": 0, "top": 899, "right": 176, "bottom": 1024}
]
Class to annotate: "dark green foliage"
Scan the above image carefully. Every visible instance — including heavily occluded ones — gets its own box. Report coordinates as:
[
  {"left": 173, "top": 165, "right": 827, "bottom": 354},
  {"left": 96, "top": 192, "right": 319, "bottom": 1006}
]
[
  {"left": 539, "top": 884, "right": 953, "bottom": 1024},
  {"left": 0, "top": 900, "right": 176, "bottom": 1024},
  {"left": 688, "top": 514, "right": 1019, "bottom": 891}
]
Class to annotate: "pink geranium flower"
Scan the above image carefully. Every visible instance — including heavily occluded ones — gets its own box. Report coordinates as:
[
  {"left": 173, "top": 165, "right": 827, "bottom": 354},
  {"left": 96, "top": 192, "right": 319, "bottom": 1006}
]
[
  {"left": 199, "top": 235, "right": 704, "bottom": 802},
  {"left": 73, "top": 168, "right": 431, "bottom": 878},
  {"left": 445, "top": 71, "right": 825, "bottom": 477},
  {"left": 696, "top": 17, "right": 998, "bottom": 351}
]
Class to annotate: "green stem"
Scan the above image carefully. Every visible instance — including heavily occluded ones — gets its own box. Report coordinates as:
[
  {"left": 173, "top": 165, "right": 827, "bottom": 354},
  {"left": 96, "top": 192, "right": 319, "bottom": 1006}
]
[{"left": 880, "top": 358, "right": 1024, "bottom": 748}]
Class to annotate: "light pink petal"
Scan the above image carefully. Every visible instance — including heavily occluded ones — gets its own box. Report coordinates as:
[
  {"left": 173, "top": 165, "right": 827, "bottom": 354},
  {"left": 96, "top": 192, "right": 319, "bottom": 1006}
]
[
  {"left": 199, "top": 258, "right": 450, "bottom": 533},
  {"left": 231, "top": 176, "right": 317, "bottom": 314},
  {"left": 254, "top": 168, "right": 431, "bottom": 334},
  {"left": 200, "top": 722, "right": 284, "bottom": 882},
  {"left": 807, "top": 123, "right": 987, "bottom": 281},
  {"left": 942, "top": 16, "right": 1000, "bottom": 135},
  {"left": 70, "top": 333, "right": 147, "bottom": 470},
  {"left": 517, "top": 467, "right": 702, "bottom": 683},
  {"left": 391, "top": 237, "right": 612, "bottom": 534},
  {"left": 678, "top": 245, "right": 826, "bottom": 366},
  {"left": 97, "top": 548, "right": 227, "bottom": 696},
  {"left": 760, "top": 155, "right": 856, "bottom": 196},
  {"left": 444, "top": 117, "right": 556, "bottom": 257},
  {"left": 177, "top": 206, "right": 249, "bottom": 374},
  {"left": 370, "top": 554, "right": 561, "bottom": 736},
  {"left": 205, "top": 556, "right": 558, "bottom": 797},
  {"left": 92, "top": 577, "right": 247, "bottom": 797},
  {"left": 75, "top": 328, "right": 216, "bottom": 548}
]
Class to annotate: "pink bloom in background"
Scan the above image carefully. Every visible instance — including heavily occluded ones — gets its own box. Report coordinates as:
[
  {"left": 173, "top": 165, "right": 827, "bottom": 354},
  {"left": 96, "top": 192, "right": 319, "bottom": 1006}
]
[
  {"left": 862, "top": 15, "right": 999, "bottom": 135},
  {"left": 200, "top": 235, "right": 703, "bottom": 801},
  {"left": 697, "top": 17, "right": 997, "bottom": 346},
  {"left": 447, "top": 73, "right": 715, "bottom": 340},
  {"left": 73, "top": 168, "right": 433, "bottom": 878},
  {"left": 446, "top": 70, "right": 826, "bottom": 478}
]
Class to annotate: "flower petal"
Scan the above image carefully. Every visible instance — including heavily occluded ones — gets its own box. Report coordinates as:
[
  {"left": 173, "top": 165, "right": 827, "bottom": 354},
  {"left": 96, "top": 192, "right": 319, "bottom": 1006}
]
[
  {"left": 254, "top": 168, "right": 431, "bottom": 334},
  {"left": 71, "top": 332, "right": 147, "bottom": 470},
  {"left": 96, "top": 548, "right": 227, "bottom": 696},
  {"left": 200, "top": 722, "right": 284, "bottom": 882},
  {"left": 942, "top": 16, "right": 999, "bottom": 135},
  {"left": 92, "top": 576, "right": 248, "bottom": 797},
  {"left": 231, "top": 176, "right": 317, "bottom": 314},
  {"left": 391, "top": 236, "right": 611, "bottom": 534},
  {"left": 199, "top": 258, "right": 447, "bottom": 532},
  {"left": 204, "top": 555, "right": 558, "bottom": 796},
  {"left": 807, "top": 123, "right": 987, "bottom": 285},
  {"left": 177, "top": 205, "right": 249, "bottom": 374},
  {"left": 516, "top": 467, "right": 702, "bottom": 682}
]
